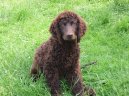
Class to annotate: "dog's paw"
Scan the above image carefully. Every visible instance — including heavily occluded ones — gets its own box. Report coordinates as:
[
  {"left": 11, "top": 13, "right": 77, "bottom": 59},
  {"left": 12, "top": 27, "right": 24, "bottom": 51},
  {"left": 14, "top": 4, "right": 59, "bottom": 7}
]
[{"left": 84, "top": 86, "right": 96, "bottom": 96}]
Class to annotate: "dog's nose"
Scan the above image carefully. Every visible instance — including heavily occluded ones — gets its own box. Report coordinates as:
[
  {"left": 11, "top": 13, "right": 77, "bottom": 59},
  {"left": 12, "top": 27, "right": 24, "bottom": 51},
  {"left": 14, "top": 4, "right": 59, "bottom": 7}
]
[{"left": 67, "top": 34, "right": 73, "bottom": 39}]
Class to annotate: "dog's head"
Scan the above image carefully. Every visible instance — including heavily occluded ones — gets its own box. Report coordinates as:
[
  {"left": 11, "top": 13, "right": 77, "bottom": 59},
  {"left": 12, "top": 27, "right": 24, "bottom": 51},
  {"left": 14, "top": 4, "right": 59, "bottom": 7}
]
[{"left": 49, "top": 11, "right": 87, "bottom": 44}]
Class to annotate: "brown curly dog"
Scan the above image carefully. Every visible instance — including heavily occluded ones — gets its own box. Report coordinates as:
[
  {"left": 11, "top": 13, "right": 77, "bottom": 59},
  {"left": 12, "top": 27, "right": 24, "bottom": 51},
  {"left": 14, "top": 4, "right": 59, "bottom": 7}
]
[{"left": 30, "top": 11, "right": 96, "bottom": 96}]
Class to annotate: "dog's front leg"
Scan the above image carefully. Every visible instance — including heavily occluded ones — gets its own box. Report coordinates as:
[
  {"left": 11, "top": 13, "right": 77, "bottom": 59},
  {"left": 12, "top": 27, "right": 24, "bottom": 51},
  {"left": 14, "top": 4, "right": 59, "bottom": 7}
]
[
  {"left": 65, "top": 68, "right": 84, "bottom": 96},
  {"left": 44, "top": 67, "right": 60, "bottom": 96}
]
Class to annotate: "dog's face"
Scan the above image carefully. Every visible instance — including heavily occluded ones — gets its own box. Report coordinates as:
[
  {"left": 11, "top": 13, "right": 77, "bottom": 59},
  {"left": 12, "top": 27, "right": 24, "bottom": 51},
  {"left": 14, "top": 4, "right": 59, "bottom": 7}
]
[
  {"left": 59, "top": 18, "right": 78, "bottom": 41},
  {"left": 50, "top": 11, "right": 86, "bottom": 44}
]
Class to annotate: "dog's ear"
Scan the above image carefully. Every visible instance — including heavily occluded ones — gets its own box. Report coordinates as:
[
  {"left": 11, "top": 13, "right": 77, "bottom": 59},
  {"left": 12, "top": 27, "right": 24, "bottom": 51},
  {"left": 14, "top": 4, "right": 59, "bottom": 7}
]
[
  {"left": 49, "top": 19, "right": 62, "bottom": 44},
  {"left": 49, "top": 19, "right": 58, "bottom": 36},
  {"left": 77, "top": 16, "right": 87, "bottom": 42}
]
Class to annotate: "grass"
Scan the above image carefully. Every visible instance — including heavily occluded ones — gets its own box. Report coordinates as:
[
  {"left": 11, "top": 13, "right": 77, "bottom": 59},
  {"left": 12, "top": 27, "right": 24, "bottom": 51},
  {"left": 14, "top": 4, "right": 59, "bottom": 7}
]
[{"left": 0, "top": 0, "right": 129, "bottom": 96}]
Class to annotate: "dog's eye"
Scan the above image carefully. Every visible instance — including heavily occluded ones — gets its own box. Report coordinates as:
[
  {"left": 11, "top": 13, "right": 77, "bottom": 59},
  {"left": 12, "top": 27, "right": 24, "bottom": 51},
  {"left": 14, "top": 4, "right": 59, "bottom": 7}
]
[
  {"left": 70, "top": 21, "right": 74, "bottom": 25},
  {"left": 63, "top": 22, "right": 66, "bottom": 26}
]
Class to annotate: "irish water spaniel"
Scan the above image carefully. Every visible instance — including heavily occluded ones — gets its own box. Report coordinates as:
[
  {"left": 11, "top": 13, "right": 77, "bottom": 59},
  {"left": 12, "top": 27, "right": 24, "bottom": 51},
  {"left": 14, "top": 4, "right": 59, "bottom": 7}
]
[{"left": 30, "top": 11, "right": 96, "bottom": 96}]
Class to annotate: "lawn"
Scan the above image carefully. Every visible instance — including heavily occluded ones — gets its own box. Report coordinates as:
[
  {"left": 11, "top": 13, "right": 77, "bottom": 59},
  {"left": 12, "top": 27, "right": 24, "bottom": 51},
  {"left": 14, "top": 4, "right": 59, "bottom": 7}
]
[{"left": 0, "top": 0, "right": 129, "bottom": 96}]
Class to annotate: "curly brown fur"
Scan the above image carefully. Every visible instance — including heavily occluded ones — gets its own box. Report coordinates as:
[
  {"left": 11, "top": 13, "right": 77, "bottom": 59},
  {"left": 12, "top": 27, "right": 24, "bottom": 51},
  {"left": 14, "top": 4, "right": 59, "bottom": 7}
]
[{"left": 30, "top": 11, "right": 96, "bottom": 96}]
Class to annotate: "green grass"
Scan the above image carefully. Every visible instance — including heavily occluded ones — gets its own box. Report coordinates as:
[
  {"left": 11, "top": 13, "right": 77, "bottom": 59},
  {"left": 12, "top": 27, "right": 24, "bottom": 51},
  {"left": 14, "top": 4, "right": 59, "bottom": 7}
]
[{"left": 0, "top": 0, "right": 129, "bottom": 96}]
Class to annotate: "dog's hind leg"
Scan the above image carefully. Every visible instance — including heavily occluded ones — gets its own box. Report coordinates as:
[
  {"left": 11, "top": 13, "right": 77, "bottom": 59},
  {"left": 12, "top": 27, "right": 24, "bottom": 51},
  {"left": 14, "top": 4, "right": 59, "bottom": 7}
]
[{"left": 30, "top": 61, "right": 40, "bottom": 82}]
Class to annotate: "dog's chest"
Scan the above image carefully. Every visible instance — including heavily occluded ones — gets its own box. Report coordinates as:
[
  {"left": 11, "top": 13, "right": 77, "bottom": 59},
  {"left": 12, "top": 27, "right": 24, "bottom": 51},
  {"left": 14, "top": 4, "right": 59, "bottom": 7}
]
[{"left": 54, "top": 45, "right": 79, "bottom": 68}]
